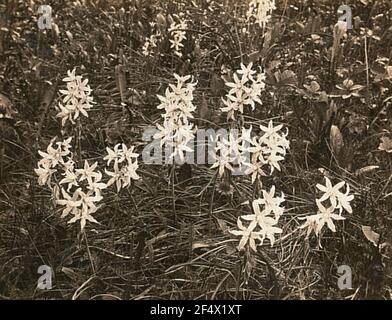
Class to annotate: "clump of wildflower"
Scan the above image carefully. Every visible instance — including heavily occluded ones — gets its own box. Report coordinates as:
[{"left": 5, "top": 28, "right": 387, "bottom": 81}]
[
  {"left": 210, "top": 134, "right": 236, "bottom": 177},
  {"left": 299, "top": 177, "right": 354, "bottom": 239},
  {"left": 35, "top": 137, "right": 73, "bottom": 187},
  {"left": 154, "top": 74, "right": 197, "bottom": 162},
  {"left": 221, "top": 62, "right": 266, "bottom": 120},
  {"left": 210, "top": 122, "right": 289, "bottom": 182},
  {"left": 168, "top": 19, "right": 187, "bottom": 57},
  {"left": 316, "top": 176, "right": 354, "bottom": 214},
  {"left": 230, "top": 186, "right": 285, "bottom": 252},
  {"left": 246, "top": 0, "right": 276, "bottom": 27},
  {"left": 104, "top": 143, "right": 140, "bottom": 192},
  {"left": 142, "top": 33, "right": 159, "bottom": 56},
  {"left": 142, "top": 21, "right": 162, "bottom": 57},
  {"left": 245, "top": 121, "right": 290, "bottom": 181},
  {"left": 57, "top": 160, "right": 106, "bottom": 230},
  {"left": 56, "top": 69, "right": 95, "bottom": 126},
  {"left": 210, "top": 128, "right": 251, "bottom": 177},
  {"left": 35, "top": 138, "right": 107, "bottom": 230}
]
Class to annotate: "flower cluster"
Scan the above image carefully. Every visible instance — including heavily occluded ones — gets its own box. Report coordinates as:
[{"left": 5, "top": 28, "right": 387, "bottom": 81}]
[
  {"left": 142, "top": 21, "right": 162, "bottom": 57},
  {"left": 246, "top": 0, "right": 276, "bottom": 27},
  {"left": 168, "top": 19, "right": 187, "bottom": 57},
  {"left": 104, "top": 143, "right": 140, "bottom": 192},
  {"left": 246, "top": 121, "right": 290, "bottom": 182},
  {"left": 230, "top": 186, "right": 285, "bottom": 251},
  {"left": 56, "top": 69, "right": 95, "bottom": 126},
  {"left": 210, "top": 121, "right": 289, "bottom": 182},
  {"left": 210, "top": 127, "right": 251, "bottom": 177},
  {"left": 35, "top": 137, "right": 73, "bottom": 187},
  {"left": 221, "top": 62, "right": 266, "bottom": 120},
  {"left": 142, "top": 33, "right": 159, "bottom": 56},
  {"left": 57, "top": 160, "right": 106, "bottom": 230},
  {"left": 35, "top": 137, "right": 106, "bottom": 230},
  {"left": 299, "top": 177, "right": 354, "bottom": 238},
  {"left": 154, "top": 74, "right": 197, "bottom": 162}
]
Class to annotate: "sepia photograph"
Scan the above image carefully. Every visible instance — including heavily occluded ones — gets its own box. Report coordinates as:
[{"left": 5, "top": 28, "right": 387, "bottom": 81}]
[{"left": 0, "top": 0, "right": 392, "bottom": 306}]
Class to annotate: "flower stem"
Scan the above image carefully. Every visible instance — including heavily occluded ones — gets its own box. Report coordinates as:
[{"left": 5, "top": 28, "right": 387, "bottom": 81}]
[
  {"left": 208, "top": 171, "right": 218, "bottom": 233},
  {"left": 84, "top": 231, "right": 96, "bottom": 274},
  {"left": 171, "top": 163, "right": 177, "bottom": 222}
]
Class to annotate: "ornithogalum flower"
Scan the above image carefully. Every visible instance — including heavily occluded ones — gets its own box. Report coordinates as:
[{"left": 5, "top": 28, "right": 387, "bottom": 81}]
[
  {"left": 299, "top": 177, "right": 354, "bottom": 240},
  {"left": 316, "top": 176, "right": 354, "bottom": 213},
  {"left": 56, "top": 69, "right": 95, "bottom": 126},
  {"left": 35, "top": 137, "right": 73, "bottom": 187},
  {"left": 246, "top": 0, "right": 276, "bottom": 27},
  {"left": 168, "top": 19, "right": 187, "bottom": 57},
  {"left": 221, "top": 62, "right": 265, "bottom": 120},
  {"left": 104, "top": 143, "right": 140, "bottom": 192},
  {"left": 36, "top": 137, "right": 107, "bottom": 231},
  {"left": 154, "top": 74, "right": 197, "bottom": 163},
  {"left": 230, "top": 187, "right": 285, "bottom": 252},
  {"left": 299, "top": 200, "right": 346, "bottom": 238}
]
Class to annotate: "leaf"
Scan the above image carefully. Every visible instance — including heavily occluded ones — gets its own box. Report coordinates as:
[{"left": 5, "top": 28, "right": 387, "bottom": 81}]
[
  {"left": 371, "top": 63, "right": 387, "bottom": 76},
  {"left": 331, "top": 21, "right": 347, "bottom": 66},
  {"left": 40, "top": 82, "right": 57, "bottom": 109},
  {"left": 0, "top": 93, "right": 15, "bottom": 119},
  {"left": 156, "top": 13, "right": 167, "bottom": 32},
  {"left": 311, "top": 34, "right": 321, "bottom": 42},
  {"left": 361, "top": 225, "right": 380, "bottom": 247},
  {"left": 310, "top": 81, "right": 320, "bottom": 92},
  {"left": 355, "top": 165, "right": 379, "bottom": 175},
  {"left": 147, "top": 241, "right": 154, "bottom": 265},
  {"left": 51, "top": 184, "right": 60, "bottom": 206},
  {"left": 295, "top": 21, "right": 305, "bottom": 32},
  {"left": 378, "top": 137, "right": 392, "bottom": 153},
  {"left": 192, "top": 242, "right": 211, "bottom": 250},
  {"left": 318, "top": 91, "right": 328, "bottom": 103},
  {"left": 127, "top": 88, "right": 144, "bottom": 106},
  {"left": 216, "top": 218, "right": 229, "bottom": 234},
  {"left": 267, "top": 60, "right": 281, "bottom": 72},
  {"left": 262, "top": 29, "right": 272, "bottom": 49},
  {"left": 334, "top": 21, "right": 347, "bottom": 39},
  {"left": 387, "top": 66, "right": 392, "bottom": 78},
  {"left": 198, "top": 93, "right": 210, "bottom": 121},
  {"left": 65, "top": 30, "right": 73, "bottom": 42},
  {"left": 383, "top": 96, "right": 392, "bottom": 104},
  {"left": 330, "top": 125, "right": 344, "bottom": 156},
  {"left": 350, "top": 84, "right": 365, "bottom": 91},
  {"left": 210, "top": 73, "right": 223, "bottom": 95},
  {"left": 62, "top": 267, "right": 79, "bottom": 280},
  {"left": 115, "top": 65, "right": 127, "bottom": 103},
  {"left": 52, "top": 22, "right": 60, "bottom": 39},
  {"left": 225, "top": 243, "right": 236, "bottom": 255},
  {"left": 280, "top": 70, "right": 297, "bottom": 86},
  {"left": 272, "top": 70, "right": 297, "bottom": 88},
  {"left": 18, "top": 227, "right": 29, "bottom": 236},
  {"left": 100, "top": 294, "right": 121, "bottom": 300}
]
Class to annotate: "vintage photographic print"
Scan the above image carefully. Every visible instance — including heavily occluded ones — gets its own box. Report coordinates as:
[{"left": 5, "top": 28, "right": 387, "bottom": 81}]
[{"left": 0, "top": 0, "right": 392, "bottom": 303}]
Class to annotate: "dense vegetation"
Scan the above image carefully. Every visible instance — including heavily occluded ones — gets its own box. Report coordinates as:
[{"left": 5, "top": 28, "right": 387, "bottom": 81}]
[{"left": 1, "top": 0, "right": 392, "bottom": 300}]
